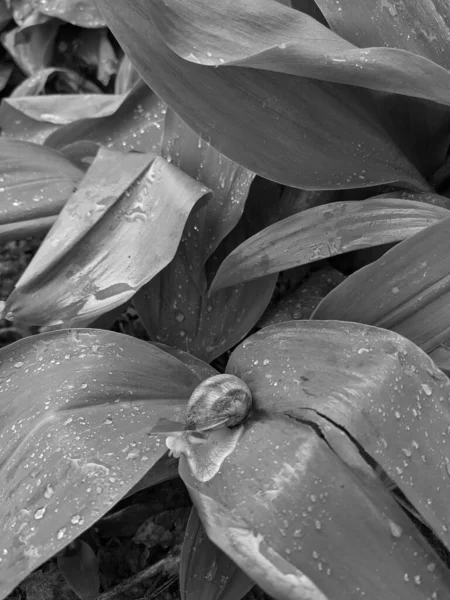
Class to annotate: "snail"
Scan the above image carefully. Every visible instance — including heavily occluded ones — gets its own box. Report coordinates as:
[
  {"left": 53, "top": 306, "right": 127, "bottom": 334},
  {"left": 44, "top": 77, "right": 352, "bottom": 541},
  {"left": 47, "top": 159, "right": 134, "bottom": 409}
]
[{"left": 150, "top": 374, "right": 252, "bottom": 482}]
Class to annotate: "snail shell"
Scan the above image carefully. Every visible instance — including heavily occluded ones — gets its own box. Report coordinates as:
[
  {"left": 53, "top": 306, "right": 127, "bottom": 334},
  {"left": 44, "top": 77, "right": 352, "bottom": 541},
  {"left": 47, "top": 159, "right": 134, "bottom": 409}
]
[
  {"left": 166, "top": 374, "right": 252, "bottom": 482},
  {"left": 185, "top": 373, "right": 252, "bottom": 431}
]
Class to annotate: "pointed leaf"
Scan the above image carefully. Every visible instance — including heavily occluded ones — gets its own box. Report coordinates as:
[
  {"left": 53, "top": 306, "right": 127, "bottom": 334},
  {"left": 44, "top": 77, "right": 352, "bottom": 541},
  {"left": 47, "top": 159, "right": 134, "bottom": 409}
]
[
  {"left": 97, "top": 1, "right": 425, "bottom": 190},
  {"left": 180, "top": 507, "right": 253, "bottom": 600},
  {"left": 0, "top": 328, "right": 204, "bottom": 600},
  {"left": 312, "top": 215, "right": 450, "bottom": 352},
  {"left": 210, "top": 198, "right": 448, "bottom": 291},
  {"left": 0, "top": 139, "right": 83, "bottom": 231},
  {"left": 4, "top": 148, "right": 211, "bottom": 327}
]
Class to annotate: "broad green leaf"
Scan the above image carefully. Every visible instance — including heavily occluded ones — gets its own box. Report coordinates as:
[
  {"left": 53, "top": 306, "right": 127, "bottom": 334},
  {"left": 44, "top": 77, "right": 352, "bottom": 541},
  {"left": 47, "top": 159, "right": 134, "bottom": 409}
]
[
  {"left": 314, "top": 0, "right": 450, "bottom": 70},
  {"left": 142, "top": 0, "right": 450, "bottom": 109},
  {"left": 309, "top": 0, "right": 450, "bottom": 179},
  {"left": 0, "top": 215, "right": 56, "bottom": 243},
  {"left": 134, "top": 109, "right": 276, "bottom": 362},
  {"left": 0, "top": 328, "right": 203, "bottom": 600},
  {"left": 97, "top": 1, "right": 425, "bottom": 190},
  {"left": 0, "top": 139, "right": 83, "bottom": 232},
  {"left": 180, "top": 321, "right": 450, "bottom": 599},
  {"left": 4, "top": 148, "right": 211, "bottom": 327},
  {"left": 32, "top": 0, "right": 105, "bottom": 28},
  {"left": 45, "top": 81, "right": 165, "bottom": 155},
  {"left": 210, "top": 198, "right": 448, "bottom": 291},
  {"left": 312, "top": 215, "right": 450, "bottom": 352},
  {"left": 180, "top": 507, "right": 253, "bottom": 600}
]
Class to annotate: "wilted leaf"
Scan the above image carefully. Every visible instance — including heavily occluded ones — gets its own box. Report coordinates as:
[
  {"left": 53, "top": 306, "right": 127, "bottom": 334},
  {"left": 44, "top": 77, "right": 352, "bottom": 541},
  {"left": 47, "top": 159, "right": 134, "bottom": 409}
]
[
  {"left": 180, "top": 321, "right": 450, "bottom": 599},
  {"left": 180, "top": 507, "right": 253, "bottom": 600},
  {"left": 0, "top": 139, "right": 83, "bottom": 235},
  {"left": 1, "top": 15, "right": 59, "bottom": 75},
  {"left": 0, "top": 328, "right": 203, "bottom": 600},
  {"left": 134, "top": 110, "right": 276, "bottom": 362},
  {"left": 4, "top": 147, "right": 211, "bottom": 327},
  {"left": 210, "top": 198, "right": 448, "bottom": 291},
  {"left": 46, "top": 81, "right": 165, "bottom": 155},
  {"left": 32, "top": 0, "right": 105, "bottom": 28},
  {"left": 312, "top": 215, "right": 450, "bottom": 352},
  {"left": 97, "top": 0, "right": 426, "bottom": 190}
]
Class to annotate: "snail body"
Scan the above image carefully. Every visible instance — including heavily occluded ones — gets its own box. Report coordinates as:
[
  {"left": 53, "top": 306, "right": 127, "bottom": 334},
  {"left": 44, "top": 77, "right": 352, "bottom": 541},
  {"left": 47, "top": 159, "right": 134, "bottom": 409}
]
[
  {"left": 166, "top": 373, "right": 252, "bottom": 482},
  {"left": 185, "top": 373, "right": 252, "bottom": 431}
]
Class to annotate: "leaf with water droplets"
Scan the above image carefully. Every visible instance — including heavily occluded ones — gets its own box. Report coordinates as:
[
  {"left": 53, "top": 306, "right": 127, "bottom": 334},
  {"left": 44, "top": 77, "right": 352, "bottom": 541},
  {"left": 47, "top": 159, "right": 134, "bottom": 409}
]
[
  {"left": 97, "top": 0, "right": 426, "bottom": 190},
  {"left": 210, "top": 198, "right": 449, "bottom": 291},
  {"left": 134, "top": 109, "right": 276, "bottom": 362},
  {"left": 0, "top": 328, "right": 205, "bottom": 599},
  {"left": 46, "top": 81, "right": 166, "bottom": 155},
  {"left": 180, "top": 507, "right": 253, "bottom": 600},
  {"left": 33, "top": 0, "right": 105, "bottom": 27},
  {"left": 4, "top": 147, "right": 211, "bottom": 327},
  {"left": 0, "top": 139, "right": 83, "bottom": 241},
  {"left": 313, "top": 215, "right": 450, "bottom": 352},
  {"left": 181, "top": 414, "right": 450, "bottom": 600}
]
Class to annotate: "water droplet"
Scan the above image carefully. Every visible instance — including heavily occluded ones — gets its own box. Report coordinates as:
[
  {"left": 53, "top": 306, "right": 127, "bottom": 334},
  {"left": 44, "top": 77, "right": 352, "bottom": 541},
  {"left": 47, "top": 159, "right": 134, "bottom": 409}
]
[
  {"left": 14, "top": 362, "right": 24, "bottom": 368},
  {"left": 175, "top": 310, "right": 185, "bottom": 323},
  {"left": 388, "top": 519, "right": 403, "bottom": 538},
  {"left": 421, "top": 384, "right": 432, "bottom": 396},
  {"left": 34, "top": 507, "right": 46, "bottom": 520},
  {"left": 44, "top": 484, "right": 55, "bottom": 499},
  {"left": 57, "top": 527, "right": 66, "bottom": 539}
]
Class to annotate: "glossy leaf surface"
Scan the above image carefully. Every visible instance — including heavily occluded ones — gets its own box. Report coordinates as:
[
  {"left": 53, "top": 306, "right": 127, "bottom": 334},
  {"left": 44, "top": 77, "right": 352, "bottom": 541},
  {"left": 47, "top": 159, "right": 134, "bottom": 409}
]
[
  {"left": 210, "top": 198, "right": 448, "bottom": 291},
  {"left": 0, "top": 328, "right": 203, "bottom": 600},
  {"left": 4, "top": 148, "right": 210, "bottom": 327},
  {"left": 179, "top": 321, "right": 450, "bottom": 599},
  {"left": 313, "top": 215, "right": 450, "bottom": 352},
  {"left": 97, "top": 0, "right": 425, "bottom": 190}
]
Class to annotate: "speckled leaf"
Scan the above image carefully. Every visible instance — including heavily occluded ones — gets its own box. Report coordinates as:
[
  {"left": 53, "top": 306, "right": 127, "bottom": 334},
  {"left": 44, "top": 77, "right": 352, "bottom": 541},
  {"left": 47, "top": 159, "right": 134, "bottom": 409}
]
[
  {"left": 180, "top": 507, "right": 253, "bottom": 600},
  {"left": 0, "top": 139, "right": 83, "bottom": 238},
  {"left": 181, "top": 416, "right": 450, "bottom": 600},
  {"left": 0, "top": 328, "right": 204, "bottom": 600},
  {"left": 33, "top": 0, "right": 105, "bottom": 28},
  {"left": 211, "top": 198, "right": 448, "bottom": 291},
  {"left": 178, "top": 320, "right": 450, "bottom": 599},
  {"left": 45, "top": 81, "right": 165, "bottom": 155},
  {"left": 227, "top": 320, "right": 450, "bottom": 551},
  {"left": 97, "top": 1, "right": 426, "bottom": 190},
  {"left": 312, "top": 215, "right": 450, "bottom": 352},
  {"left": 4, "top": 147, "right": 211, "bottom": 327}
]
